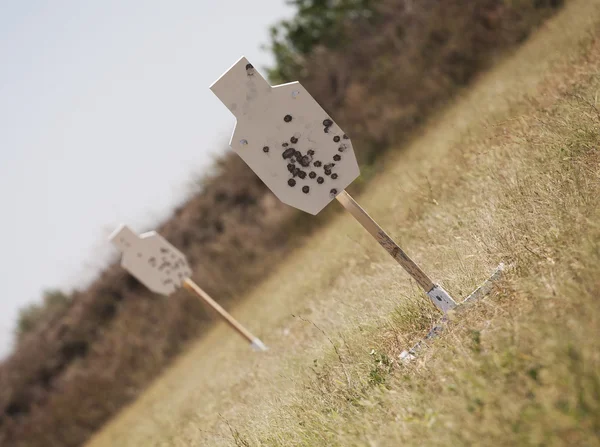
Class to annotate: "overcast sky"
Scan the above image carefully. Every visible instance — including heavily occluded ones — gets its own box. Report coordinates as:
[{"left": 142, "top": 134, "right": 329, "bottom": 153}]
[{"left": 0, "top": 1, "right": 293, "bottom": 359}]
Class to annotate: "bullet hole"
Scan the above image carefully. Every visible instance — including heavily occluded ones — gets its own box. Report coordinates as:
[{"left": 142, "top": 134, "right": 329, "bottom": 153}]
[
  {"left": 300, "top": 156, "right": 311, "bottom": 167},
  {"left": 333, "top": 136, "right": 340, "bottom": 143},
  {"left": 240, "top": 139, "right": 248, "bottom": 145},
  {"left": 292, "top": 167, "right": 300, "bottom": 177},
  {"left": 309, "top": 171, "right": 316, "bottom": 179},
  {"left": 288, "top": 179, "right": 296, "bottom": 187},
  {"left": 331, "top": 173, "right": 338, "bottom": 179},
  {"left": 298, "top": 170, "right": 307, "bottom": 179},
  {"left": 292, "top": 90, "right": 300, "bottom": 98},
  {"left": 245, "top": 63, "right": 254, "bottom": 70},
  {"left": 317, "top": 177, "right": 324, "bottom": 184},
  {"left": 302, "top": 186, "right": 310, "bottom": 193},
  {"left": 325, "top": 163, "right": 335, "bottom": 169},
  {"left": 324, "top": 127, "right": 331, "bottom": 134},
  {"left": 307, "top": 149, "right": 315, "bottom": 156},
  {"left": 323, "top": 119, "right": 333, "bottom": 127},
  {"left": 284, "top": 115, "right": 292, "bottom": 122},
  {"left": 158, "top": 260, "right": 171, "bottom": 271},
  {"left": 282, "top": 142, "right": 289, "bottom": 147},
  {"left": 343, "top": 134, "right": 349, "bottom": 139},
  {"left": 290, "top": 136, "right": 298, "bottom": 144},
  {"left": 294, "top": 150, "right": 302, "bottom": 158},
  {"left": 282, "top": 148, "right": 295, "bottom": 159},
  {"left": 245, "top": 63, "right": 254, "bottom": 76},
  {"left": 333, "top": 154, "right": 341, "bottom": 161},
  {"left": 324, "top": 169, "right": 331, "bottom": 176},
  {"left": 330, "top": 188, "right": 338, "bottom": 197},
  {"left": 314, "top": 161, "right": 322, "bottom": 167},
  {"left": 338, "top": 145, "right": 346, "bottom": 152},
  {"left": 263, "top": 146, "right": 269, "bottom": 153},
  {"left": 287, "top": 163, "right": 295, "bottom": 173}
]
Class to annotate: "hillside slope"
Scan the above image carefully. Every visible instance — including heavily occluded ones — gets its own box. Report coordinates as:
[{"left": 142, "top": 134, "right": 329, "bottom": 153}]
[
  {"left": 86, "top": 0, "right": 600, "bottom": 445},
  {"left": 0, "top": 2, "right": 565, "bottom": 447}
]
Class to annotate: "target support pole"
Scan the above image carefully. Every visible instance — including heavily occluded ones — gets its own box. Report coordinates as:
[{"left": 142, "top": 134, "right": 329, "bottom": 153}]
[
  {"left": 336, "top": 190, "right": 457, "bottom": 313},
  {"left": 183, "top": 278, "right": 268, "bottom": 351}
]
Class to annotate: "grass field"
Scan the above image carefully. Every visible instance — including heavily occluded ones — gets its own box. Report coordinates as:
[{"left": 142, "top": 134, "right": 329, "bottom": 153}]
[{"left": 86, "top": 1, "right": 600, "bottom": 445}]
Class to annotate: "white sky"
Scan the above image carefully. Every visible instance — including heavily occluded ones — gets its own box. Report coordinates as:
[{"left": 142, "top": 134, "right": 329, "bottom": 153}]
[{"left": 0, "top": 0, "right": 293, "bottom": 359}]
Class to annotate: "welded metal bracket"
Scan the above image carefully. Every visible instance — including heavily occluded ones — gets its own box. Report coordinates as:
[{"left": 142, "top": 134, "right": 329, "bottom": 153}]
[{"left": 399, "top": 263, "right": 506, "bottom": 363}]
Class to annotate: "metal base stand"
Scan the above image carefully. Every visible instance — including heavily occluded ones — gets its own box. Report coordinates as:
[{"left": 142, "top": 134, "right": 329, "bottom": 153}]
[{"left": 399, "top": 263, "right": 505, "bottom": 363}]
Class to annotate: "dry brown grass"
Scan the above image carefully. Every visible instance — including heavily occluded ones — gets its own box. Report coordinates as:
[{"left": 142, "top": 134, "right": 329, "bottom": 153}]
[
  {"left": 84, "top": 1, "right": 600, "bottom": 445},
  {"left": 0, "top": 2, "right": 566, "bottom": 447}
]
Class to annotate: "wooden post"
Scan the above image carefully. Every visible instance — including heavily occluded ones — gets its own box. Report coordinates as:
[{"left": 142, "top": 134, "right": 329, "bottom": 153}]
[
  {"left": 336, "top": 190, "right": 457, "bottom": 313},
  {"left": 183, "top": 278, "right": 268, "bottom": 351}
]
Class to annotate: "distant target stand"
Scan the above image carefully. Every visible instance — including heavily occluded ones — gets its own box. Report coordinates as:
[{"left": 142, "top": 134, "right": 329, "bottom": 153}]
[
  {"left": 210, "top": 57, "right": 505, "bottom": 361},
  {"left": 109, "top": 224, "right": 268, "bottom": 352}
]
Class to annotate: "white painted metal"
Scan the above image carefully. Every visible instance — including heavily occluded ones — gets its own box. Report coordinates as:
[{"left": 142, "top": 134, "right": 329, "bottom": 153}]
[
  {"left": 250, "top": 338, "right": 269, "bottom": 352},
  {"left": 463, "top": 263, "right": 505, "bottom": 304},
  {"left": 210, "top": 56, "right": 360, "bottom": 215},
  {"left": 399, "top": 263, "right": 506, "bottom": 363},
  {"left": 109, "top": 224, "right": 192, "bottom": 296},
  {"left": 426, "top": 284, "right": 458, "bottom": 313}
]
